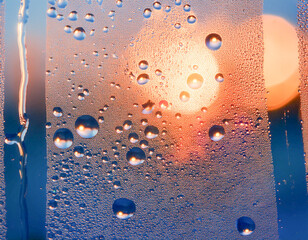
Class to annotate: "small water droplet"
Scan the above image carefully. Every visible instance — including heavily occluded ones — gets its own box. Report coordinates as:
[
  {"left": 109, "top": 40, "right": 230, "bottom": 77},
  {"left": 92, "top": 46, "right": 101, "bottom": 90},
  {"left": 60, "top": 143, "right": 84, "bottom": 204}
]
[
  {"left": 143, "top": 8, "right": 152, "bottom": 18},
  {"left": 206, "top": 33, "right": 222, "bottom": 51},
  {"left": 75, "top": 115, "right": 99, "bottom": 138},
  {"left": 73, "top": 27, "right": 86, "bottom": 40},
  {"left": 138, "top": 60, "right": 148, "bottom": 70},
  {"left": 209, "top": 125, "right": 225, "bottom": 141},
  {"left": 53, "top": 107, "right": 63, "bottom": 117},
  {"left": 48, "top": 200, "right": 58, "bottom": 210},
  {"left": 56, "top": 14, "right": 64, "bottom": 21},
  {"left": 237, "top": 217, "right": 255, "bottom": 236},
  {"left": 175, "top": 0, "right": 181, "bottom": 6},
  {"left": 142, "top": 100, "right": 155, "bottom": 114},
  {"left": 74, "top": 146, "right": 85, "bottom": 157},
  {"left": 85, "top": 13, "right": 95, "bottom": 22},
  {"left": 159, "top": 100, "right": 169, "bottom": 110},
  {"left": 113, "top": 198, "right": 136, "bottom": 219},
  {"left": 174, "top": 23, "right": 181, "bottom": 29},
  {"left": 116, "top": 0, "right": 123, "bottom": 7},
  {"left": 78, "top": 93, "right": 85, "bottom": 100},
  {"left": 144, "top": 126, "right": 159, "bottom": 139},
  {"left": 165, "top": 5, "right": 171, "bottom": 12},
  {"left": 64, "top": 25, "right": 72, "bottom": 33},
  {"left": 126, "top": 147, "right": 145, "bottom": 165},
  {"left": 53, "top": 128, "right": 74, "bottom": 149},
  {"left": 187, "top": 15, "right": 196, "bottom": 24},
  {"left": 140, "top": 140, "right": 149, "bottom": 148},
  {"left": 113, "top": 181, "right": 121, "bottom": 189},
  {"left": 215, "top": 73, "right": 224, "bottom": 83},
  {"left": 187, "top": 73, "right": 204, "bottom": 89},
  {"left": 179, "top": 91, "right": 190, "bottom": 102},
  {"left": 68, "top": 11, "right": 78, "bottom": 21},
  {"left": 123, "top": 120, "right": 132, "bottom": 130},
  {"left": 103, "top": 26, "right": 109, "bottom": 33},
  {"left": 128, "top": 133, "right": 139, "bottom": 143}
]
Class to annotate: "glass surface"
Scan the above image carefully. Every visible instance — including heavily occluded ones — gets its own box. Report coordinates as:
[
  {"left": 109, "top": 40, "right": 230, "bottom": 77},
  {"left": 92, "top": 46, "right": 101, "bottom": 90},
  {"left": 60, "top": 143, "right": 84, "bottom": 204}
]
[{"left": 1, "top": 0, "right": 307, "bottom": 239}]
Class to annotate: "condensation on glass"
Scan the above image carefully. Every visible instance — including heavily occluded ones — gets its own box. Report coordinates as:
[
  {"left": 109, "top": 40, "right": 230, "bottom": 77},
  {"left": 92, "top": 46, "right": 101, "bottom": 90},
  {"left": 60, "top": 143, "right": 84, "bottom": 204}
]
[
  {"left": 298, "top": 0, "right": 308, "bottom": 190},
  {"left": 0, "top": 1, "right": 6, "bottom": 238},
  {"left": 46, "top": 0, "right": 278, "bottom": 239}
]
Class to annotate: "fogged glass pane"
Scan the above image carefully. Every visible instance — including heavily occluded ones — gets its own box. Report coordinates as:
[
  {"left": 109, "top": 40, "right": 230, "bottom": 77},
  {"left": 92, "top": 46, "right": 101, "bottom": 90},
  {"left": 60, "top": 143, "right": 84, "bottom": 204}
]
[
  {"left": 0, "top": 1, "right": 6, "bottom": 238},
  {"left": 46, "top": 1, "right": 278, "bottom": 239},
  {"left": 298, "top": 0, "right": 308, "bottom": 188}
]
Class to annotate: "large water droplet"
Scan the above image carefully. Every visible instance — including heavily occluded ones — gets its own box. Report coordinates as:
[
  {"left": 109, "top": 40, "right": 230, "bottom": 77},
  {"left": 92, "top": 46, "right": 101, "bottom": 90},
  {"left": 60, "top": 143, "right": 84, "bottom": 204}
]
[
  {"left": 75, "top": 115, "right": 99, "bottom": 138},
  {"left": 187, "top": 15, "right": 196, "bottom": 24},
  {"left": 209, "top": 125, "right": 225, "bottom": 141},
  {"left": 144, "top": 126, "right": 159, "bottom": 139},
  {"left": 137, "top": 74, "right": 149, "bottom": 85},
  {"left": 85, "top": 13, "right": 95, "bottom": 22},
  {"left": 187, "top": 73, "right": 204, "bottom": 89},
  {"left": 57, "top": 0, "right": 68, "bottom": 8},
  {"left": 179, "top": 91, "right": 190, "bottom": 102},
  {"left": 73, "top": 27, "right": 86, "bottom": 41},
  {"left": 215, "top": 73, "right": 224, "bottom": 83},
  {"left": 143, "top": 8, "right": 152, "bottom": 18},
  {"left": 138, "top": 60, "right": 148, "bottom": 70},
  {"left": 126, "top": 147, "right": 145, "bottom": 166},
  {"left": 206, "top": 33, "right": 222, "bottom": 51},
  {"left": 113, "top": 198, "right": 136, "bottom": 219},
  {"left": 47, "top": 7, "right": 57, "bottom": 18},
  {"left": 53, "top": 128, "right": 73, "bottom": 149},
  {"left": 68, "top": 11, "right": 78, "bottom": 21},
  {"left": 53, "top": 107, "right": 63, "bottom": 117},
  {"left": 237, "top": 217, "right": 255, "bottom": 236}
]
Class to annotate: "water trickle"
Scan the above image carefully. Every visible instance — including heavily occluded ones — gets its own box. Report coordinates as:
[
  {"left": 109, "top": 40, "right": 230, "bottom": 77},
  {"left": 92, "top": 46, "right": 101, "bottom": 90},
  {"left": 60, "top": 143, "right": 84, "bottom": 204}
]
[
  {"left": 53, "top": 128, "right": 74, "bottom": 149},
  {"left": 126, "top": 147, "right": 145, "bottom": 165},
  {"left": 205, "top": 33, "right": 222, "bottom": 51},
  {"left": 112, "top": 198, "right": 136, "bottom": 219},
  {"left": 75, "top": 115, "right": 99, "bottom": 138}
]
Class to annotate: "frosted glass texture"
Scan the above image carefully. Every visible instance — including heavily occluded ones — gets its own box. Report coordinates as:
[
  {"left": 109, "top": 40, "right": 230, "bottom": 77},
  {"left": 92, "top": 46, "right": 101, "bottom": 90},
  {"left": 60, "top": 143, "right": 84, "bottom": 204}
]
[{"left": 46, "top": 0, "right": 279, "bottom": 239}]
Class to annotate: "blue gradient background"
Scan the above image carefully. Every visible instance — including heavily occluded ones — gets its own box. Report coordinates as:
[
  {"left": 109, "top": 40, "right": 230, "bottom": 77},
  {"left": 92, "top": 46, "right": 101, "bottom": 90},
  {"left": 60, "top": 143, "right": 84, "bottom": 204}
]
[{"left": 3, "top": 0, "right": 307, "bottom": 239}]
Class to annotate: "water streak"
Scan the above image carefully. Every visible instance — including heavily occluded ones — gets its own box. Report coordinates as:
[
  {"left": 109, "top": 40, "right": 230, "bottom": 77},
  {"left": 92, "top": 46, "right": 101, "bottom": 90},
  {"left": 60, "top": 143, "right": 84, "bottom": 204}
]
[{"left": 5, "top": 0, "right": 30, "bottom": 239}]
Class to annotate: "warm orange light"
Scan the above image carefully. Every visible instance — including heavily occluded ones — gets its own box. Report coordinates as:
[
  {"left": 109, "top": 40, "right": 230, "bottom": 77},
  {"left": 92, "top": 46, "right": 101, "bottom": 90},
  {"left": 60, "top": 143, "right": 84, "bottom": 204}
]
[{"left": 263, "top": 15, "right": 300, "bottom": 110}]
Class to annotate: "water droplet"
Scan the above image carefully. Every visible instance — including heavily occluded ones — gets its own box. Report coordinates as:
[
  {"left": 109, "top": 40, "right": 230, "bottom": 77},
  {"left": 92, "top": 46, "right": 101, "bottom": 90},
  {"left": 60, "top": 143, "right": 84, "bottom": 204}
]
[
  {"left": 140, "top": 140, "right": 148, "bottom": 148},
  {"left": 175, "top": 0, "right": 181, "bottom": 6},
  {"left": 159, "top": 100, "right": 169, "bottom": 110},
  {"left": 174, "top": 23, "right": 181, "bottom": 29},
  {"left": 237, "top": 217, "right": 255, "bottom": 236},
  {"left": 56, "top": 14, "right": 64, "bottom": 21},
  {"left": 64, "top": 25, "right": 72, "bottom": 33},
  {"left": 103, "top": 26, "right": 109, "bottom": 33},
  {"left": 209, "top": 125, "right": 225, "bottom": 141},
  {"left": 48, "top": 200, "right": 58, "bottom": 210},
  {"left": 183, "top": 4, "right": 191, "bottom": 12},
  {"left": 116, "top": 0, "right": 123, "bottom": 7},
  {"left": 85, "top": 13, "right": 95, "bottom": 22},
  {"left": 47, "top": 7, "right": 57, "bottom": 18},
  {"left": 53, "top": 107, "right": 63, "bottom": 117},
  {"left": 143, "top": 8, "right": 152, "bottom": 18},
  {"left": 73, "top": 27, "right": 86, "bottom": 41},
  {"left": 144, "top": 126, "right": 159, "bottom": 139},
  {"left": 57, "top": 0, "right": 68, "bottom": 8},
  {"left": 201, "top": 107, "right": 208, "bottom": 113},
  {"left": 68, "top": 11, "right": 78, "bottom": 21},
  {"left": 113, "top": 198, "right": 136, "bottom": 219},
  {"left": 141, "top": 119, "right": 148, "bottom": 126},
  {"left": 205, "top": 33, "right": 222, "bottom": 51},
  {"left": 187, "top": 73, "right": 204, "bottom": 89},
  {"left": 113, "top": 181, "right": 121, "bottom": 189},
  {"left": 128, "top": 133, "right": 139, "bottom": 143},
  {"left": 137, "top": 74, "right": 149, "bottom": 85},
  {"left": 165, "top": 5, "right": 171, "bottom": 12},
  {"left": 74, "top": 146, "right": 85, "bottom": 157},
  {"left": 142, "top": 100, "right": 155, "bottom": 114},
  {"left": 126, "top": 147, "right": 145, "bottom": 165},
  {"left": 187, "top": 15, "right": 196, "bottom": 24},
  {"left": 75, "top": 115, "right": 99, "bottom": 138},
  {"left": 123, "top": 120, "right": 132, "bottom": 130},
  {"left": 155, "top": 69, "right": 162, "bottom": 76},
  {"left": 78, "top": 93, "right": 85, "bottom": 100},
  {"left": 98, "top": 116, "right": 104, "bottom": 124},
  {"left": 53, "top": 128, "right": 73, "bottom": 149},
  {"left": 46, "top": 122, "right": 52, "bottom": 129},
  {"left": 153, "top": 1, "right": 161, "bottom": 10},
  {"left": 179, "top": 91, "right": 190, "bottom": 102},
  {"left": 215, "top": 73, "right": 224, "bottom": 83},
  {"left": 138, "top": 60, "right": 148, "bottom": 70},
  {"left": 115, "top": 126, "right": 123, "bottom": 133}
]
